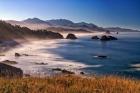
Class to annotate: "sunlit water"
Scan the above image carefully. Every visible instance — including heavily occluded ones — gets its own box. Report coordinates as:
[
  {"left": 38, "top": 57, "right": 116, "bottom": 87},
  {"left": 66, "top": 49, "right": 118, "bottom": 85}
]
[{"left": 0, "top": 32, "right": 140, "bottom": 78}]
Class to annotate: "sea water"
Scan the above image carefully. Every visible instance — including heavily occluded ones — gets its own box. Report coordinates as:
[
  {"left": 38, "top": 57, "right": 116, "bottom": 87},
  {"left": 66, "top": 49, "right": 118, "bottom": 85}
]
[{"left": 1, "top": 32, "right": 140, "bottom": 78}]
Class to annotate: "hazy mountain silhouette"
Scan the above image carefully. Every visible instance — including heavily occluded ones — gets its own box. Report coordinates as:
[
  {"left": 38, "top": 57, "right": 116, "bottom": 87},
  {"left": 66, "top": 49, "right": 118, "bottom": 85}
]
[
  {"left": 106, "top": 27, "right": 139, "bottom": 32},
  {"left": 46, "top": 19, "right": 74, "bottom": 26},
  {"left": 6, "top": 18, "right": 139, "bottom": 32},
  {"left": 23, "top": 18, "right": 47, "bottom": 24},
  {"left": 6, "top": 18, "right": 106, "bottom": 32},
  {"left": 7, "top": 18, "right": 50, "bottom": 30}
]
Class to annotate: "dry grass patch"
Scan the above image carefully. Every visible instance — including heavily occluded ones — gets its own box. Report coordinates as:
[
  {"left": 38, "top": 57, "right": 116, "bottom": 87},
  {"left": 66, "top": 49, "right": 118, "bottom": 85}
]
[{"left": 0, "top": 75, "right": 139, "bottom": 93}]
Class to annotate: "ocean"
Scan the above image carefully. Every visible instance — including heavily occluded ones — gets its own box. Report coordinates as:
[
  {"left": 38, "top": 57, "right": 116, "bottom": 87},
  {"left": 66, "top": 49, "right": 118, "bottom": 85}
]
[
  {"left": 48, "top": 32, "right": 140, "bottom": 78},
  {"left": 1, "top": 32, "right": 140, "bottom": 78}
]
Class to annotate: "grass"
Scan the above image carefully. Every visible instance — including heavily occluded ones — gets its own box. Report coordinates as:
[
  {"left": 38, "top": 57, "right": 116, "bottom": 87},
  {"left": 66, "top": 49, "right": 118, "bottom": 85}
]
[{"left": 0, "top": 75, "right": 140, "bottom": 93}]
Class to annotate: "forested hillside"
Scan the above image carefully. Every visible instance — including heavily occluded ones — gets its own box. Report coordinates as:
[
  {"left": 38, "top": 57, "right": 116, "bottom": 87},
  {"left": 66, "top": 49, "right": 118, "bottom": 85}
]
[{"left": 0, "top": 21, "right": 63, "bottom": 40}]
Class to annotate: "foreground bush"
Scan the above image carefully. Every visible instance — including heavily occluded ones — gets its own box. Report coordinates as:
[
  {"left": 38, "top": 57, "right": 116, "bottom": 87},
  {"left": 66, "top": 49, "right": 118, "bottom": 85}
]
[{"left": 0, "top": 75, "right": 140, "bottom": 93}]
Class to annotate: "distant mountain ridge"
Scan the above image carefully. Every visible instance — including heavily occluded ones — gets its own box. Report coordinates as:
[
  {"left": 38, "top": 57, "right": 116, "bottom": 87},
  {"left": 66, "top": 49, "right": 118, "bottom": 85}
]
[
  {"left": 23, "top": 18, "right": 47, "bottom": 24},
  {"left": 106, "top": 27, "right": 140, "bottom": 32},
  {"left": 6, "top": 18, "right": 139, "bottom": 32},
  {"left": 6, "top": 18, "right": 106, "bottom": 32},
  {"left": 46, "top": 19, "right": 74, "bottom": 26}
]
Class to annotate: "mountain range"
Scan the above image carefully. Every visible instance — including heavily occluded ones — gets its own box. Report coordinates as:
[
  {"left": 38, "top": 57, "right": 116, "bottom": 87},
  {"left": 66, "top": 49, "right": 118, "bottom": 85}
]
[
  {"left": 106, "top": 27, "right": 140, "bottom": 32},
  {"left": 6, "top": 18, "right": 107, "bottom": 32},
  {"left": 6, "top": 18, "right": 139, "bottom": 33}
]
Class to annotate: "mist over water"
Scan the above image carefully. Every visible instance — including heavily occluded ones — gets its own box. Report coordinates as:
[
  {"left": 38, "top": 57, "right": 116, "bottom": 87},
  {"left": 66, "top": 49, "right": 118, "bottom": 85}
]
[
  {"left": 47, "top": 32, "right": 140, "bottom": 78},
  {"left": 0, "top": 32, "right": 140, "bottom": 78}
]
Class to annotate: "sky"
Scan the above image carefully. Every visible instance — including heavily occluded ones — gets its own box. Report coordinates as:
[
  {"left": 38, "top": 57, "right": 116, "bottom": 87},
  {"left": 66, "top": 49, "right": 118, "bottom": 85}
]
[{"left": 0, "top": 0, "right": 140, "bottom": 30}]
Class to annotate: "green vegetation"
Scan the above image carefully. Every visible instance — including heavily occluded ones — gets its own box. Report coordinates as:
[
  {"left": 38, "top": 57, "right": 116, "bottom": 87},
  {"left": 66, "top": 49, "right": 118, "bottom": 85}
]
[
  {"left": 0, "top": 75, "right": 139, "bottom": 93},
  {"left": 0, "top": 21, "right": 63, "bottom": 40}
]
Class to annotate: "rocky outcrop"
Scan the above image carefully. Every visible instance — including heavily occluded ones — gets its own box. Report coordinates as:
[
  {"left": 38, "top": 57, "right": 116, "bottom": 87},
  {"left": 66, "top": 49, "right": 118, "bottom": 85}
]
[
  {"left": 52, "top": 68, "right": 75, "bottom": 74},
  {"left": 91, "top": 36, "right": 99, "bottom": 39},
  {"left": 45, "top": 31, "right": 64, "bottom": 39},
  {"left": 66, "top": 33, "right": 77, "bottom": 39},
  {"left": 100, "top": 35, "right": 108, "bottom": 41},
  {"left": 15, "top": 53, "right": 34, "bottom": 57},
  {"left": 15, "top": 53, "right": 21, "bottom": 57},
  {"left": 80, "top": 72, "right": 85, "bottom": 75},
  {"left": 108, "top": 36, "right": 118, "bottom": 40},
  {"left": 100, "top": 35, "right": 117, "bottom": 41},
  {"left": 93, "top": 55, "right": 107, "bottom": 59},
  {"left": 0, "top": 63, "right": 23, "bottom": 77},
  {"left": 35, "top": 62, "right": 48, "bottom": 65},
  {"left": 1, "top": 60, "right": 18, "bottom": 64}
]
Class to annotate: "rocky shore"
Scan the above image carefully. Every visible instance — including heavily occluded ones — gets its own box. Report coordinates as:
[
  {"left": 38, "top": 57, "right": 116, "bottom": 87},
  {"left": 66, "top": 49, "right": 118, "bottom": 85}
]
[
  {"left": 91, "top": 35, "right": 118, "bottom": 41},
  {"left": 0, "top": 63, "right": 23, "bottom": 77}
]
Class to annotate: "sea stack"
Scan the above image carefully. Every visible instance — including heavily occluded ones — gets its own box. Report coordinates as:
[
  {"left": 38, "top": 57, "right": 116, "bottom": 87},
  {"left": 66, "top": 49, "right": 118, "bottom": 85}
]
[
  {"left": 66, "top": 33, "right": 77, "bottom": 39},
  {"left": 91, "top": 36, "right": 99, "bottom": 39},
  {"left": 100, "top": 35, "right": 117, "bottom": 41}
]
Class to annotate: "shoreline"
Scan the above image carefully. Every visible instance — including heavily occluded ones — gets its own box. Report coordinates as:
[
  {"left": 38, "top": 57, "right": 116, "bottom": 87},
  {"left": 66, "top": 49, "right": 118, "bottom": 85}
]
[
  {"left": 0, "top": 32, "right": 140, "bottom": 78},
  {"left": 0, "top": 39, "right": 87, "bottom": 76},
  {"left": 0, "top": 32, "right": 104, "bottom": 77}
]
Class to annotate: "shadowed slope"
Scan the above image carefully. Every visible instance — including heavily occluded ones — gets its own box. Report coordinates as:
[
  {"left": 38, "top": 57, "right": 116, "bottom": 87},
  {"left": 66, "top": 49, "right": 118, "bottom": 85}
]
[{"left": 0, "top": 21, "right": 63, "bottom": 40}]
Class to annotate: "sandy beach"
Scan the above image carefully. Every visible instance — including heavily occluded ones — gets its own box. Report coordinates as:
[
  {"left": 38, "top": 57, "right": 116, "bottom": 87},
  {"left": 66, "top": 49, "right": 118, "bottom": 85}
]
[{"left": 0, "top": 33, "right": 102, "bottom": 76}]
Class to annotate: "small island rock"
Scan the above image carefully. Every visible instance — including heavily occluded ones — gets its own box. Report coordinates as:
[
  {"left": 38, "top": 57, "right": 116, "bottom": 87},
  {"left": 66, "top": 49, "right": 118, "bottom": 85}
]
[
  {"left": 91, "top": 36, "right": 99, "bottom": 39},
  {"left": 100, "top": 35, "right": 117, "bottom": 41},
  {"left": 15, "top": 53, "right": 21, "bottom": 57},
  {"left": 66, "top": 33, "right": 77, "bottom": 39}
]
